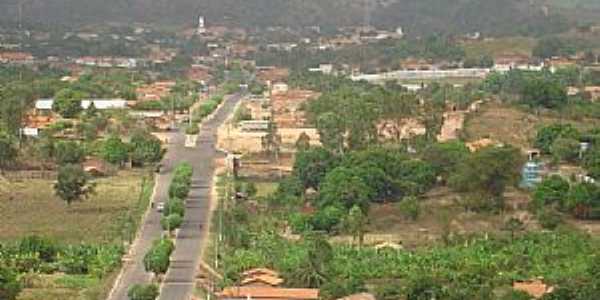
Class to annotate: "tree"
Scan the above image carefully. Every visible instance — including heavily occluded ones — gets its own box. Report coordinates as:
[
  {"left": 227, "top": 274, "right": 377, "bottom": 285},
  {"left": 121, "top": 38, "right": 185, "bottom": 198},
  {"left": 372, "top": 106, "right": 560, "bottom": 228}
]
[
  {"left": 295, "top": 132, "right": 311, "bottom": 151},
  {"left": 533, "top": 37, "right": 575, "bottom": 59},
  {"left": 319, "top": 167, "right": 374, "bottom": 211},
  {"left": 54, "top": 164, "right": 95, "bottom": 206},
  {"left": 54, "top": 141, "right": 85, "bottom": 165},
  {"left": 0, "top": 131, "right": 17, "bottom": 169},
  {"left": 379, "top": 93, "right": 418, "bottom": 142},
  {"left": 566, "top": 183, "right": 599, "bottom": 219},
  {"left": 550, "top": 137, "right": 580, "bottom": 163},
  {"left": 397, "top": 196, "right": 421, "bottom": 221},
  {"left": 0, "top": 266, "right": 21, "bottom": 300},
  {"left": 534, "top": 124, "right": 580, "bottom": 154},
  {"left": 316, "top": 112, "right": 345, "bottom": 154},
  {"left": 311, "top": 205, "right": 344, "bottom": 232},
  {"left": 290, "top": 235, "right": 332, "bottom": 288},
  {"left": 102, "top": 135, "right": 129, "bottom": 165},
  {"left": 128, "top": 284, "right": 159, "bottom": 300},
  {"left": 293, "top": 147, "right": 339, "bottom": 190},
  {"left": 521, "top": 78, "right": 567, "bottom": 109},
  {"left": 449, "top": 145, "right": 522, "bottom": 210},
  {"left": 163, "top": 198, "right": 185, "bottom": 217},
  {"left": 161, "top": 214, "right": 183, "bottom": 232},
  {"left": 422, "top": 141, "right": 470, "bottom": 180},
  {"left": 130, "top": 130, "right": 163, "bottom": 166},
  {"left": 143, "top": 238, "right": 175, "bottom": 276},
  {"left": 53, "top": 88, "right": 87, "bottom": 118},
  {"left": 584, "top": 145, "right": 600, "bottom": 179},
  {"left": 0, "top": 94, "right": 24, "bottom": 136},
  {"left": 343, "top": 205, "right": 368, "bottom": 247},
  {"left": 532, "top": 175, "right": 570, "bottom": 210}
]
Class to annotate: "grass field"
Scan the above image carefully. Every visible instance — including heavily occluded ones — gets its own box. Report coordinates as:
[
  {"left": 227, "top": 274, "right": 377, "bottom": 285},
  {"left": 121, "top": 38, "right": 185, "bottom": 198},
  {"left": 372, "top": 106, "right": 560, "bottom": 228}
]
[
  {"left": 0, "top": 170, "right": 152, "bottom": 244},
  {"left": 0, "top": 169, "right": 154, "bottom": 300}
]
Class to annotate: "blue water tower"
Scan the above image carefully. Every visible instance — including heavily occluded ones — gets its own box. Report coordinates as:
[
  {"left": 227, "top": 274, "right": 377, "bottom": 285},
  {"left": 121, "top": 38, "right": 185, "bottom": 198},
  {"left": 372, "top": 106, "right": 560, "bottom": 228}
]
[{"left": 520, "top": 160, "right": 543, "bottom": 189}]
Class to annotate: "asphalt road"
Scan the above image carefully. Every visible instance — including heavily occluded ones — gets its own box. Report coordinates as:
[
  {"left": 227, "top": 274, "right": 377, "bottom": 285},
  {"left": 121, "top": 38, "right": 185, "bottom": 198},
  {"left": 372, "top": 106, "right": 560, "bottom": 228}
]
[{"left": 108, "top": 93, "right": 242, "bottom": 300}]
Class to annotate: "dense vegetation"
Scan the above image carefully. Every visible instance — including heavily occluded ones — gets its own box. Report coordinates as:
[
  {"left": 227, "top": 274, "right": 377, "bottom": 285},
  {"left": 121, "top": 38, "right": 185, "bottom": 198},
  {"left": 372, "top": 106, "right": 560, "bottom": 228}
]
[
  {"left": 0, "top": 0, "right": 577, "bottom": 37},
  {"left": 255, "top": 36, "right": 467, "bottom": 72},
  {"left": 0, "top": 236, "right": 123, "bottom": 300}
]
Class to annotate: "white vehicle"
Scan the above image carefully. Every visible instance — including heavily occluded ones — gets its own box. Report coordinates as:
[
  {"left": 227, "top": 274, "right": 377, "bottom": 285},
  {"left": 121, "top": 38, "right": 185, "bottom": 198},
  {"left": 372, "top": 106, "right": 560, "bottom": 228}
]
[{"left": 156, "top": 202, "right": 165, "bottom": 213}]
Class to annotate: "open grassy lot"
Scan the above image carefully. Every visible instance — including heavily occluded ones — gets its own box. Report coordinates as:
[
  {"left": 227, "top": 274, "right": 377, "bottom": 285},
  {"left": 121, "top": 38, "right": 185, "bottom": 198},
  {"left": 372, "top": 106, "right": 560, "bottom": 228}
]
[
  {"left": 362, "top": 187, "right": 532, "bottom": 248},
  {"left": 0, "top": 170, "right": 151, "bottom": 244},
  {"left": 0, "top": 169, "right": 153, "bottom": 300},
  {"left": 463, "top": 101, "right": 600, "bottom": 150}
]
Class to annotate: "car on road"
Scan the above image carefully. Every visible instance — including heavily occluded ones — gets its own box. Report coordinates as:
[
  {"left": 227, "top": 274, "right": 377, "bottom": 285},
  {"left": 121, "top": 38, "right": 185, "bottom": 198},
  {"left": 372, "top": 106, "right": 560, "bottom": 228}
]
[{"left": 156, "top": 202, "right": 165, "bottom": 213}]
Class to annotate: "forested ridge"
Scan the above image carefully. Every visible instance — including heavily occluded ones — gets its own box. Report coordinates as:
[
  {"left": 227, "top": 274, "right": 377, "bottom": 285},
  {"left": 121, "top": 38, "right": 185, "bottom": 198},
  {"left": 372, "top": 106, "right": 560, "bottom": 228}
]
[{"left": 0, "top": 0, "right": 591, "bottom": 36}]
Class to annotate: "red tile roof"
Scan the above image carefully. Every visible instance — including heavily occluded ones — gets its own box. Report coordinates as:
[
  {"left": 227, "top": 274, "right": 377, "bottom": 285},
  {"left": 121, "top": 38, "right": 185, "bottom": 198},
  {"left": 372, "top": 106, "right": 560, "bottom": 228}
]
[{"left": 219, "top": 287, "right": 319, "bottom": 300}]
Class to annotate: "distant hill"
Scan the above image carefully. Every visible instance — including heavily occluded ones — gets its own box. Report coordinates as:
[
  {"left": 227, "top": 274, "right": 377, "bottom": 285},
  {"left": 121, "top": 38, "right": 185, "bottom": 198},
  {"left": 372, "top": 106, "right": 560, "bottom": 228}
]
[{"left": 0, "top": 0, "right": 592, "bottom": 36}]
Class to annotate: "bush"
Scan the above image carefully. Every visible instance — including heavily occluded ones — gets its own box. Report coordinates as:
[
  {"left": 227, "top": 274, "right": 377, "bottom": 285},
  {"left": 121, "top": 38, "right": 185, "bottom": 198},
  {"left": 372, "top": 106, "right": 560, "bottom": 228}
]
[
  {"left": 534, "top": 124, "right": 580, "bottom": 154},
  {"left": 288, "top": 213, "right": 313, "bottom": 233},
  {"left": 532, "top": 175, "right": 570, "bottom": 210},
  {"left": 168, "top": 181, "right": 191, "bottom": 200},
  {"left": 551, "top": 137, "right": 580, "bottom": 163},
  {"left": 537, "top": 208, "right": 563, "bottom": 230},
  {"left": 0, "top": 266, "right": 22, "bottom": 300},
  {"left": 143, "top": 239, "right": 175, "bottom": 275},
  {"left": 161, "top": 214, "right": 183, "bottom": 232},
  {"left": 163, "top": 198, "right": 185, "bottom": 218},
  {"left": 18, "top": 236, "right": 58, "bottom": 262},
  {"left": 397, "top": 196, "right": 421, "bottom": 221},
  {"left": 185, "top": 125, "right": 199, "bottom": 135},
  {"left": 54, "top": 141, "right": 85, "bottom": 165},
  {"left": 101, "top": 135, "right": 129, "bottom": 164},
  {"left": 311, "top": 205, "right": 344, "bottom": 232},
  {"left": 130, "top": 130, "right": 163, "bottom": 166},
  {"left": 128, "top": 284, "right": 159, "bottom": 300},
  {"left": 168, "top": 163, "right": 193, "bottom": 199}
]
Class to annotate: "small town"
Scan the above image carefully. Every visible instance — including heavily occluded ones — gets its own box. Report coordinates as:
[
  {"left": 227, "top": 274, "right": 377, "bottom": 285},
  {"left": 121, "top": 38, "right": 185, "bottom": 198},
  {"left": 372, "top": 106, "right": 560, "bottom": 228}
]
[{"left": 2, "top": 1, "right": 600, "bottom": 300}]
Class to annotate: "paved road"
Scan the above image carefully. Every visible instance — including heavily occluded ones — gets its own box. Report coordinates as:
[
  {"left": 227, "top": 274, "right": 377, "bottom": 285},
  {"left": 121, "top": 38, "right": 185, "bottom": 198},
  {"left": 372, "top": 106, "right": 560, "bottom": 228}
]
[{"left": 108, "top": 94, "right": 242, "bottom": 300}]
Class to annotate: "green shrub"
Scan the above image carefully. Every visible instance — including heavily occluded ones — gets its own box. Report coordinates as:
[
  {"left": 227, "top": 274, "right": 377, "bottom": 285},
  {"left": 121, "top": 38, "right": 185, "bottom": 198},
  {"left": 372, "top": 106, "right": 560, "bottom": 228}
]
[
  {"left": 0, "top": 266, "right": 22, "bottom": 300},
  {"left": 18, "top": 236, "right": 58, "bottom": 262},
  {"left": 185, "top": 125, "right": 199, "bottom": 135},
  {"left": 397, "top": 196, "right": 421, "bottom": 221},
  {"left": 537, "top": 209, "right": 563, "bottom": 230},
  {"left": 288, "top": 213, "right": 313, "bottom": 233},
  {"left": 143, "top": 239, "right": 175, "bottom": 275},
  {"left": 168, "top": 163, "right": 193, "bottom": 199},
  {"left": 161, "top": 214, "right": 184, "bottom": 231},
  {"left": 128, "top": 284, "right": 159, "bottom": 300},
  {"left": 311, "top": 205, "right": 344, "bottom": 232},
  {"left": 163, "top": 198, "right": 185, "bottom": 217}
]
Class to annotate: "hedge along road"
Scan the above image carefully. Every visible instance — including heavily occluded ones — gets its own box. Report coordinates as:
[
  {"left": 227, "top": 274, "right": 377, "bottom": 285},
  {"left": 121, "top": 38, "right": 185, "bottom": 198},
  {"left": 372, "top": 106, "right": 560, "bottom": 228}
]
[{"left": 108, "top": 93, "right": 242, "bottom": 300}]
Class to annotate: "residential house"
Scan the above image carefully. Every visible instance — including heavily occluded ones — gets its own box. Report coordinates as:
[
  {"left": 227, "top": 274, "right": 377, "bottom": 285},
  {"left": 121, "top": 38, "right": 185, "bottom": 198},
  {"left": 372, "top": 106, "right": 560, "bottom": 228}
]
[
  {"left": 218, "top": 268, "right": 319, "bottom": 300},
  {"left": 308, "top": 64, "right": 334, "bottom": 75},
  {"left": 0, "top": 51, "right": 34, "bottom": 64}
]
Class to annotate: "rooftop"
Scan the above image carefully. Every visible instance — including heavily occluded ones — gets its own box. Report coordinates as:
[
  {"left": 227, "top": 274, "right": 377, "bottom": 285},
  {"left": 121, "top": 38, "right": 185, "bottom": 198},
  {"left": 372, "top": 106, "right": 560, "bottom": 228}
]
[{"left": 218, "top": 287, "right": 319, "bottom": 300}]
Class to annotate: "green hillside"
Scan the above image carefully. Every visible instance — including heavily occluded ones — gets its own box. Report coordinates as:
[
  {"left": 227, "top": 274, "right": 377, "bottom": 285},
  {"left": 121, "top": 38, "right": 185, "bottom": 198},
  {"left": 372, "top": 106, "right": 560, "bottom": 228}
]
[{"left": 0, "top": 0, "right": 588, "bottom": 37}]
